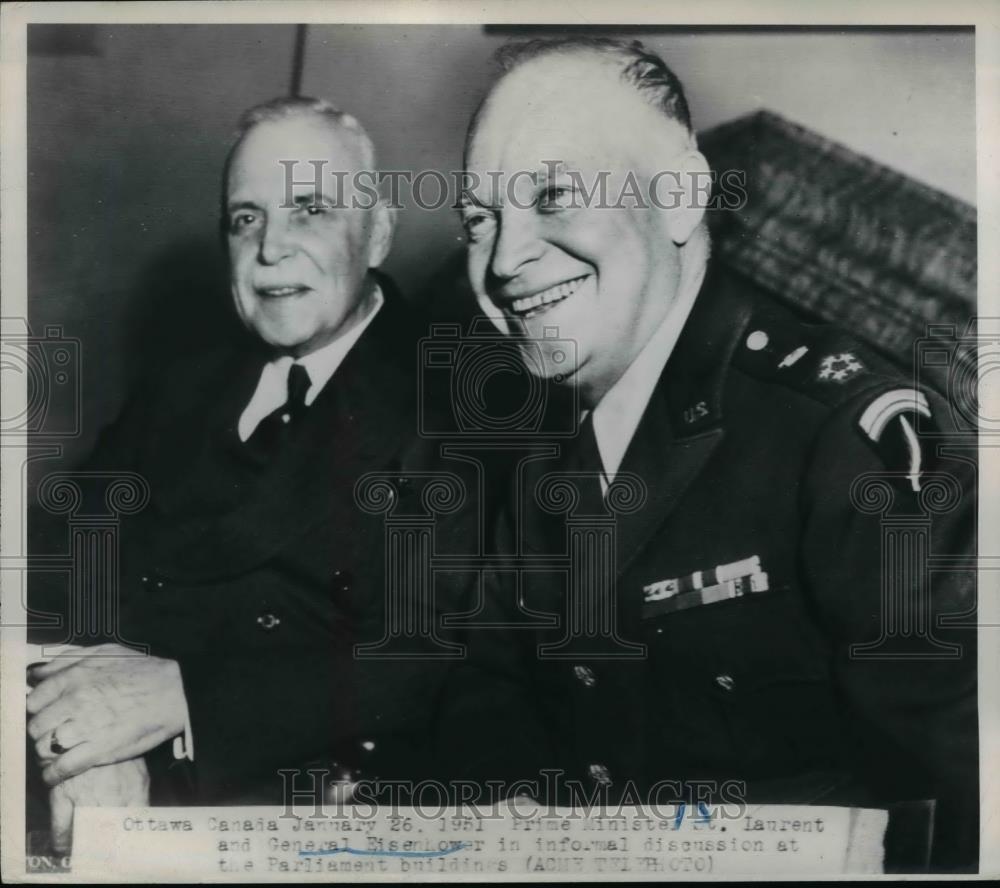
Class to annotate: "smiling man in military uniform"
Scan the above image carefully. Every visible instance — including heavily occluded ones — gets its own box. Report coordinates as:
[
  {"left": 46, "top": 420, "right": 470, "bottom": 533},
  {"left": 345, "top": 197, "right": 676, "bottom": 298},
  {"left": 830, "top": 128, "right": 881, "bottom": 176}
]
[{"left": 448, "top": 37, "right": 978, "bottom": 870}]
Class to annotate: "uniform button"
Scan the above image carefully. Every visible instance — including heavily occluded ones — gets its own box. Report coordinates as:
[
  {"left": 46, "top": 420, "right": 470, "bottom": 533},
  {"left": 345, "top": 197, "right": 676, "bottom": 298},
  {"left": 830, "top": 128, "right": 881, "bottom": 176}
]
[
  {"left": 361, "top": 740, "right": 375, "bottom": 753},
  {"left": 325, "top": 782, "right": 358, "bottom": 805},
  {"left": 715, "top": 674, "right": 735, "bottom": 691},
  {"left": 141, "top": 575, "right": 149, "bottom": 584},
  {"left": 588, "top": 763, "right": 612, "bottom": 787},
  {"left": 331, "top": 762, "right": 361, "bottom": 783},
  {"left": 333, "top": 569, "right": 353, "bottom": 593},
  {"left": 256, "top": 612, "right": 281, "bottom": 631},
  {"left": 280, "top": 413, "right": 291, "bottom": 424},
  {"left": 573, "top": 665, "right": 597, "bottom": 687},
  {"left": 745, "top": 330, "right": 769, "bottom": 351},
  {"left": 156, "top": 580, "right": 164, "bottom": 589},
  {"left": 323, "top": 762, "right": 361, "bottom": 805}
]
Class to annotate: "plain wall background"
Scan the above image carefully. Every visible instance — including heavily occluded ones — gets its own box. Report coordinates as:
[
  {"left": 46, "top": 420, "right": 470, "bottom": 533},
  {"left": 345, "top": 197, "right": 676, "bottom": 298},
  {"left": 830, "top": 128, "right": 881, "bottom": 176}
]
[
  {"left": 27, "top": 25, "right": 975, "bottom": 471},
  {"left": 300, "top": 26, "right": 976, "bottom": 294}
]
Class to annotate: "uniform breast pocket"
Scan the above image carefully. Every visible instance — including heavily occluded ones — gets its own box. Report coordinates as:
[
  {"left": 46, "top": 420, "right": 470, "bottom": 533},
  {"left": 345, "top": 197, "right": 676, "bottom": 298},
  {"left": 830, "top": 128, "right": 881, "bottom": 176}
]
[
  {"left": 653, "top": 586, "right": 825, "bottom": 674},
  {"left": 661, "top": 586, "right": 840, "bottom": 767}
]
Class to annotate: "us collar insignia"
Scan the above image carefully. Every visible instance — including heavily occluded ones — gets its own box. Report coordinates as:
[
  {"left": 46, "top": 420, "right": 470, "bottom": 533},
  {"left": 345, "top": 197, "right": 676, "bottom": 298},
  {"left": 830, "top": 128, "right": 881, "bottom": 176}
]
[{"left": 817, "top": 351, "right": 863, "bottom": 383}]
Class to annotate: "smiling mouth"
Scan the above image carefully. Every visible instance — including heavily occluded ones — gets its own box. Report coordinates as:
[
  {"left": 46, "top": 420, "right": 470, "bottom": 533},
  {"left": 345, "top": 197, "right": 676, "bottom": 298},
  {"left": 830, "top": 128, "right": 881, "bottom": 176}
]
[
  {"left": 256, "top": 285, "right": 310, "bottom": 298},
  {"left": 502, "top": 275, "right": 590, "bottom": 318}
]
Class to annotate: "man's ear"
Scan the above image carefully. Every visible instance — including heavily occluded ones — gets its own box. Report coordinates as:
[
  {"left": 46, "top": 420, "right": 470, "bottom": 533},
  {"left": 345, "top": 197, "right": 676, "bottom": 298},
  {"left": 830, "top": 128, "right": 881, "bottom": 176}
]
[
  {"left": 665, "top": 150, "right": 711, "bottom": 246},
  {"left": 367, "top": 199, "right": 397, "bottom": 269}
]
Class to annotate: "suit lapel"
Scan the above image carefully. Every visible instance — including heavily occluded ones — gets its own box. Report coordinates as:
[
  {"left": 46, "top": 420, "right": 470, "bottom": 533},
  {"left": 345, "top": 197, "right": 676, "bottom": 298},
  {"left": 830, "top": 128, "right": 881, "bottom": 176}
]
[
  {"left": 148, "top": 345, "right": 263, "bottom": 515},
  {"left": 151, "top": 295, "right": 422, "bottom": 582}
]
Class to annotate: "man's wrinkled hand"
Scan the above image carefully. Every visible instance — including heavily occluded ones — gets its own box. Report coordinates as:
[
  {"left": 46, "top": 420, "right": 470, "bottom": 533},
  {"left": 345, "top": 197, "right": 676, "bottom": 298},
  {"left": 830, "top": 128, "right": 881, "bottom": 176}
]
[
  {"left": 26, "top": 643, "right": 186, "bottom": 786},
  {"left": 49, "top": 757, "right": 149, "bottom": 854}
]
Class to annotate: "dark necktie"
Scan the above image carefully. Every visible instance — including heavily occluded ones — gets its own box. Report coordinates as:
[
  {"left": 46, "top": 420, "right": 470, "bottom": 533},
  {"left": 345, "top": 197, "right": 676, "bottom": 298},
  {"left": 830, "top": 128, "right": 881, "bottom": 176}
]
[
  {"left": 571, "top": 410, "right": 608, "bottom": 515},
  {"left": 282, "top": 362, "right": 312, "bottom": 422},
  {"left": 244, "top": 362, "right": 312, "bottom": 459}
]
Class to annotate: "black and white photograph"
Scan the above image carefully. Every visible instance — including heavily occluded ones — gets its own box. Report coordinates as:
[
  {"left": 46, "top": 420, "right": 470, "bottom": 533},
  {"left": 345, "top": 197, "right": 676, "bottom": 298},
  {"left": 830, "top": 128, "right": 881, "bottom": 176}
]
[{"left": 1, "top": 0, "right": 997, "bottom": 881}]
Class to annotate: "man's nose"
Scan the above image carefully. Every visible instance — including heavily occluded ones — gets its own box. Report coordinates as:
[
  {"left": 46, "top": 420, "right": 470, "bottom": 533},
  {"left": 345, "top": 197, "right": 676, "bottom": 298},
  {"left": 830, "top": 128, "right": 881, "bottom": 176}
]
[
  {"left": 257, "top": 217, "right": 295, "bottom": 265},
  {"left": 489, "top": 209, "right": 542, "bottom": 282}
]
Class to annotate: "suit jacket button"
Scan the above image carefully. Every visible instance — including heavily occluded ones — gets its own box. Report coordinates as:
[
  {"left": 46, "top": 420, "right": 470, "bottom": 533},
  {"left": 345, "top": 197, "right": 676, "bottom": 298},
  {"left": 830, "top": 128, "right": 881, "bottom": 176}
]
[
  {"left": 588, "top": 763, "right": 612, "bottom": 787},
  {"left": 715, "top": 674, "right": 735, "bottom": 691},
  {"left": 257, "top": 612, "right": 281, "bottom": 631},
  {"left": 573, "top": 665, "right": 597, "bottom": 687}
]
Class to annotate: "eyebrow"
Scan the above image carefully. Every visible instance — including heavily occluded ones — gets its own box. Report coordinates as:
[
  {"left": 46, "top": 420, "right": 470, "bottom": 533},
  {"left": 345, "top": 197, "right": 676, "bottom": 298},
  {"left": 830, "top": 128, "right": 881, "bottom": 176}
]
[
  {"left": 289, "top": 192, "right": 326, "bottom": 207},
  {"left": 545, "top": 161, "right": 582, "bottom": 175},
  {"left": 457, "top": 194, "right": 490, "bottom": 211},
  {"left": 456, "top": 163, "right": 587, "bottom": 209},
  {"left": 226, "top": 199, "right": 262, "bottom": 215},
  {"left": 226, "top": 191, "right": 333, "bottom": 215}
]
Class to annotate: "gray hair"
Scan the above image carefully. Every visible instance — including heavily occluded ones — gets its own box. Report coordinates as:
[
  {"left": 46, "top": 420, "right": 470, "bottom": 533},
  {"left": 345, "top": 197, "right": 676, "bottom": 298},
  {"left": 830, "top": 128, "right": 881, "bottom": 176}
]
[
  {"left": 229, "top": 95, "right": 377, "bottom": 170},
  {"left": 220, "top": 96, "right": 378, "bottom": 236}
]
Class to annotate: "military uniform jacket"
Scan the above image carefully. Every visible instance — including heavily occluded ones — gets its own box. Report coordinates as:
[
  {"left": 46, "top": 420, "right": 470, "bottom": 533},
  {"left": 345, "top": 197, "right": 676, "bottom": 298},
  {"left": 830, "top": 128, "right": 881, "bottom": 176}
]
[
  {"left": 64, "top": 291, "right": 476, "bottom": 803},
  {"left": 444, "top": 264, "right": 977, "bottom": 862}
]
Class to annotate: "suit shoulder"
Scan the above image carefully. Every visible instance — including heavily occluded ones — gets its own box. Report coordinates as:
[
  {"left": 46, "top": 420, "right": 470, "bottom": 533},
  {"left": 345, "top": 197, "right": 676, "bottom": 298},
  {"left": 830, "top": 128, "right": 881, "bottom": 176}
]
[
  {"left": 111, "top": 346, "right": 249, "bottom": 435},
  {"left": 149, "top": 345, "right": 244, "bottom": 397}
]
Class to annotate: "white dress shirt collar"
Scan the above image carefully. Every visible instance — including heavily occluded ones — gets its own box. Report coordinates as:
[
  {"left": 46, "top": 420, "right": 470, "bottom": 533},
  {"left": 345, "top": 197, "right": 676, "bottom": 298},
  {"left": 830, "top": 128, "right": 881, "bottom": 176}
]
[{"left": 237, "top": 284, "right": 384, "bottom": 442}]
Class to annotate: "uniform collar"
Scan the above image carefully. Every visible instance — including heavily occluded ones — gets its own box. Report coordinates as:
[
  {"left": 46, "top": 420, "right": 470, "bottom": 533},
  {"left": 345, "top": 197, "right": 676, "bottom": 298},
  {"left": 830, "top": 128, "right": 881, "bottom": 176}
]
[
  {"left": 591, "top": 259, "right": 757, "bottom": 483},
  {"left": 658, "top": 261, "right": 757, "bottom": 438},
  {"left": 590, "top": 259, "right": 703, "bottom": 483},
  {"left": 605, "top": 262, "right": 755, "bottom": 578}
]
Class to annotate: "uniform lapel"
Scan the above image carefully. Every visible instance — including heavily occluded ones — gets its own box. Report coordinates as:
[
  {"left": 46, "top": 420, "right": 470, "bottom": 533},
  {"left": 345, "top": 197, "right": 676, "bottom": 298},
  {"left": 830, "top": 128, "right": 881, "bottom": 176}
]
[
  {"left": 613, "top": 400, "right": 723, "bottom": 579},
  {"left": 613, "top": 265, "right": 755, "bottom": 578}
]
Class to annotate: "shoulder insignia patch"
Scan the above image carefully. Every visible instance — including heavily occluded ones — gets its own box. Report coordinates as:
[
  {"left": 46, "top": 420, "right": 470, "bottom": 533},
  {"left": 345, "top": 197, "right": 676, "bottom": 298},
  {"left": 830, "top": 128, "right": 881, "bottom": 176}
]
[
  {"left": 817, "top": 352, "right": 864, "bottom": 383},
  {"left": 858, "top": 388, "right": 933, "bottom": 491},
  {"left": 859, "top": 388, "right": 931, "bottom": 440}
]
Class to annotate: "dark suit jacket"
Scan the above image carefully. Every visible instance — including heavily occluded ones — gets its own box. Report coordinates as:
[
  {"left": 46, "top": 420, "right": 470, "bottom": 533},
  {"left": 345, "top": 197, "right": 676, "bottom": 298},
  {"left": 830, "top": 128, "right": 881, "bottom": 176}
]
[
  {"left": 34, "top": 283, "right": 482, "bottom": 804},
  {"left": 443, "top": 264, "right": 978, "bottom": 868}
]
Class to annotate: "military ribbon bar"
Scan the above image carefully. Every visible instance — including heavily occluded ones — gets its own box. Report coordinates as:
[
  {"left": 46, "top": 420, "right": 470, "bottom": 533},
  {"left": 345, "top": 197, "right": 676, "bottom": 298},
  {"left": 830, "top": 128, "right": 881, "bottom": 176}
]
[{"left": 642, "top": 555, "right": 769, "bottom": 619}]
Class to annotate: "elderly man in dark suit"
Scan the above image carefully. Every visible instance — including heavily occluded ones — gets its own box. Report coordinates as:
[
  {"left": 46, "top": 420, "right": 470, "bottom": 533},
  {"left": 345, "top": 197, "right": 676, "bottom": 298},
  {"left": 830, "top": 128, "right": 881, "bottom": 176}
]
[
  {"left": 447, "top": 38, "right": 978, "bottom": 870},
  {"left": 27, "top": 97, "right": 471, "bottom": 840}
]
